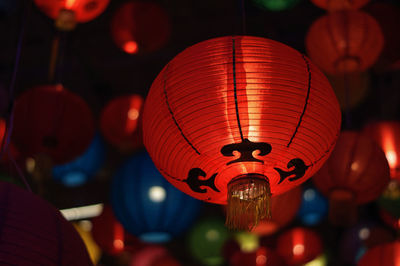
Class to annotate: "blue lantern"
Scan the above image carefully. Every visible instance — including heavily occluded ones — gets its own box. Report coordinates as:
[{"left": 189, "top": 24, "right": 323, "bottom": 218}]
[
  {"left": 52, "top": 133, "right": 105, "bottom": 187},
  {"left": 111, "top": 151, "right": 202, "bottom": 243},
  {"left": 297, "top": 186, "right": 328, "bottom": 226}
]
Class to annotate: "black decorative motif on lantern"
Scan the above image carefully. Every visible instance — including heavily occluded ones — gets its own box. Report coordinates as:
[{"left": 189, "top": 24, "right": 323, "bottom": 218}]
[
  {"left": 221, "top": 138, "right": 272, "bottom": 165},
  {"left": 274, "top": 158, "right": 309, "bottom": 184},
  {"left": 183, "top": 168, "right": 220, "bottom": 193}
]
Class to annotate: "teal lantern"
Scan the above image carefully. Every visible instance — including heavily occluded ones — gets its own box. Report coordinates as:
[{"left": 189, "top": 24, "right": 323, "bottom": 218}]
[{"left": 253, "top": 0, "right": 301, "bottom": 11}]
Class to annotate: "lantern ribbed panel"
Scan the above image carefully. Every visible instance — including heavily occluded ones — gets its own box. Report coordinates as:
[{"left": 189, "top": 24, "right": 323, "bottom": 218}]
[
  {"left": 310, "top": 0, "right": 370, "bottom": 11},
  {"left": 313, "top": 131, "right": 390, "bottom": 204},
  {"left": 358, "top": 241, "right": 400, "bottom": 266},
  {"left": 306, "top": 11, "right": 384, "bottom": 75},
  {"left": 33, "top": 0, "right": 109, "bottom": 23},
  {"left": 143, "top": 36, "right": 341, "bottom": 204}
]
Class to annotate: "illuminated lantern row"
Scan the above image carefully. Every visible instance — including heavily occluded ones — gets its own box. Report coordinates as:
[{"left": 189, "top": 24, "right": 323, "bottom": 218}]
[
  {"left": 252, "top": 186, "right": 302, "bottom": 236},
  {"left": 52, "top": 133, "right": 105, "bottom": 187},
  {"left": 111, "top": 151, "right": 202, "bottom": 243},
  {"left": 252, "top": 0, "right": 300, "bottom": 12},
  {"left": 310, "top": 0, "right": 370, "bottom": 11},
  {"left": 0, "top": 182, "right": 92, "bottom": 265},
  {"left": 111, "top": 1, "right": 171, "bottom": 55},
  {"left": 276, "top": 227, "right": 323, "bottom": 265},
  {"left": 143, "top": 35, "right": 341, "bottom": 230},
  {"left": 296, "top": 185, "right": 328, "bottom": 226},
  {"left": 313, "top": 131, "right": 390, "bottom": 226},
  {"left": 358, "top": 241, "right": 400, "bottom": 266},
  {"left": 100, "top": 94, "right": 143, "bottom": 152},
  {"left": 34, "top": 0, "right": 109, "bottom": 30},
  {"left": 12, "top": 85, "right": 94, "bottom": 164},
  {"left": 306, "top": 11, "right": 384, "bottom": 75}
]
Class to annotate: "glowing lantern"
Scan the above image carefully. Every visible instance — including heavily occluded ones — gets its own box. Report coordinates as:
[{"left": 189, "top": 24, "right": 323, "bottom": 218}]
[
  {"left": 111, "top": 1, "right": 171, "bottom": 55},
  {"left": 73, "top": 221, "right": 102, "bottom": 265},
  {"left": 230, "top": 246, "right": 287, "bottom": 266},
  {"left": 0, "top": 181, "right": 92, "bottom": 265},
  {"left": 143, "top": 35, "right": 341, "bottom": 230},
  {"left": 306, "top": 11, "right": 384, "bottom": 75},
  {"left": 111, "top": 151, "right": 201, "bottom": 243},
  {"left": 12, "top": 85, "right": 94, "bottom": 164},
  {"left": 276, "top": 227, "right": 323, "bottom": 265},
  {"left": 52, "top": 133, "right": 105, "bottom": 187},
  {"left": 358, "top": 241, "right": 400, "bottom": 266},
  {"left": 310, "top": 0, "right": 369, "bottom": 11},
  {"left": 313, "top": 131, "right": 390, "bottom": 226},
  {"left": 252, "top": 0, "right": 300, "bottom": 11},
  {"left": 100, "top": 95, "right": 143, "bottom": 152},
  {"left": 130, "top": 245, "right": 180, "bottom": 266},
  {"left": 252, "top": 186, "right": 302, "bottom": 236},
  {"left": 297, "top": 186, "right": 328, "bottom": 226},
  {"left": 188, "top": 217, "right": 230, "bottom": 266},
  {"left": 34, "top": 0, "right": 109, "bottom": 30}
]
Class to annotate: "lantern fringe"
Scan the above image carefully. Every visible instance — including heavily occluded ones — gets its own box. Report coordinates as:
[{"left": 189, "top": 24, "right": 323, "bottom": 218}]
[{"left": 226, "top": 175, "right": 271, "bottom": 231}]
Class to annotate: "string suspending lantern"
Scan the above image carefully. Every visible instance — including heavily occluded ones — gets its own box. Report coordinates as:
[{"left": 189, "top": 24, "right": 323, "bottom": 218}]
[
  {"left": 306, "top": 10, "right": 384, "bottom": 75},
  {"left": 143, "top": 35, "right": 341, "bottom": 230},
  {"left": 34, "top": 0, "right": 109, "bottom": 31},
  {"left": 310, "top": 0, "right": 370, "bottom": 11}
]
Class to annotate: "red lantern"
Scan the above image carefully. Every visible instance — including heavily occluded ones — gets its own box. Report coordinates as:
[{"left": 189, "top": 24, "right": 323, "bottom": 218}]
[
  {"left": 34, "top": 0, "right": 109, "bottom": 30},
  {"left": 276, "top": 227, "right": 323, "bottom": 266},
  {"left": 111, "top": 1, "right": 171, "bottom": 55},
  {"left": 143, "top": 35, "right": 341, "bottom": 230},
  {"left": 252, "top": 186, "right": 302, "bottom": 236},
  {"left": 130, "top": 245, "right": 180, "bottom": 266},
  {"left": 310, "top": 0, "right": 369, "bottom": 11},
  {"left": 358, "top": 241, "right": 400, "bottom": 266},
  {"left": 313, "top": 131, "right": 390, "bottom": 226},
  {"left": 230, "top": 246, "right": 287, "bottom": 266},
  {"left": 363, "top": 121, "right": 400, "bottom": 180},
  {"left": 100, "top": 95, "right": 143, "bottom": 152},
  {"left": 12, "top": 85, "right": 95, "bottom": 164},
  {"left": 0, "top": 181, "right": 92, "bottom": 265},
  {"left": 306, "top": 11, "right": 384, "bottom": 75}
]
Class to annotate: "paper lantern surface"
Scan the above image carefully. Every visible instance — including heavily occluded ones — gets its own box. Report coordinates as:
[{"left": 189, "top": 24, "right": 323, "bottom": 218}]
[
  {"left": 358, "top": 241, "right": 400, "bottom": 266},
  {"left": 310, "top": 0, "right": 369, "bottom": 11}
]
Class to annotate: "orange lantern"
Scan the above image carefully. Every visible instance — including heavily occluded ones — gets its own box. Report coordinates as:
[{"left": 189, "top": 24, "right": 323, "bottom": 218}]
[
  {"left": 306, "top": 11, "right": 384, "bottom": 75},
  {"left": 34, "top": 0, "right": 109, "bottom": 30},
  {"left": 358, "top": 241, "right": 400, "bottom": 266},
  {"left": 143, "top": 36, "right": 341, "bottom": 230},
  {"left": 111, "top": 1, "right": 171, "bottom": 55},
  {"left": 100, "top": 95, "right": 143, "bottom": 152},
  {"left": 252, "top": 186, "right": 302, "bottom": 236},
  {"left": 310, "top": 0, "right": 370, "bottom": 11},
  {"left": 12, "top": 85, "right": 94, "bottom": 164},
  {"left": 313, "top": 131, "right": 390, "bottom": 226}
]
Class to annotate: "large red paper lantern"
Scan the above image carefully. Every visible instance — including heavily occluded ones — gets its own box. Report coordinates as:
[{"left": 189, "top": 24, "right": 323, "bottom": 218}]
[
  {"left": 34, "top": 0, "right": 109, "bottom": 30},
  {"left": 0, "top": 181, "right": 92, "bottom": 265},
  {"left": 12, "top": 84, "right": 95, "bottom": 164},
  {"left": 306, "top": 11, "right": 384, "bottom": 75},
  {"left": 358, "top": 241, "right": 400, "bottom": 266},
  {"left": 313, "top": 131, "right": 390, "bottom": 226},
  {"left": 100, "top": 94, "right": 143, "bottom": 152},
  {"left": 111, "top": 1, "right": 171, "bottom": 55},
  {"left": 310, "top": 0, "right": 369, "bottom": 11},
  {"left": 252, "top": 186, "right": 302, "bottom": 236},
  {"left": 276, "top": 227, "right": 323, "bottom": 266},
  {"left": 143, "top": 35, "right": 341, "bottom": 230}
]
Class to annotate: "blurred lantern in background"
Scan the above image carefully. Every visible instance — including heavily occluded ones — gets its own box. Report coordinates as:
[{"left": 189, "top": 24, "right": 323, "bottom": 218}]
[
  {"left": 358, "top": 241, "right": 400, "bottom": 266},
  {"left": 111, "top": 151, "right": 202, "bottom": 243},
  {"left": 306, "top": 11, "right": 384, "bottom": 75},
  {"left": 130, "top": 245, "right": 180, "bottom": 266},
  {"left": 252, "top": 186, "right": 302, "bottom": 236},
  {"left": 312, "top": 131, "right": 390, "bottom": 226},
  {"left": 379, "top": 209, "right": 400, "bottom": 231},
  {"left": 100, "top": 94, "right": 143, "bottom": 152},
  {"left": 12, "top": 84, "right": 94, "bottom": 164},
  {"left": 52, "top": 133, "right": 105, "bottom": 187},
  {"left": 230, "top": 246, "right": 287, "bottom": 266},
  {"left": 0, "top": 181, "right": 92, "bottom": 265},
  {"left": 310, "top": 0, "right": 369, "bottom": 11},
  {"left": 233, "top": 231, "right": 260, "bottom": 253},
  {"left": 327, "top": 72, "right": 370, "bottom": 110},
  {"left": 252, "top": 0, "right": 300, "bottom": 12},
  {"left": 377, "top": 180, "right": 400, "bottom": 220},
  {"left": 34, "top": 0, "right": 110, "bottom": 31},
  {"left": 188, "top": 217, "right": 230, "bottom": 266},
  {"left": 111, "top": 1, "right": 171, "bottom": 55},
  {"left": 297, "top": 185, "right": 328, "bottom": 226},
  {"left": 143, "top": 35, "right": 341, "bottom": 231},
  {"left": 73, "top": 220, "right": 102, "bottom": 265},
  {"left": 276, "top": 227, "right": 323, "bottom": 265}
]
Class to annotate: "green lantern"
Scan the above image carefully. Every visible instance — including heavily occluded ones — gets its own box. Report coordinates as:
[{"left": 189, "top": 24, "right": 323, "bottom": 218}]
[
  {"left": 188, "top": 217, "right": 230, "bottom": 266},
  {"left": 253, "top": 0, "right": 301, "bottom": 11},
  {"left": 378, "top": 180, "right": 400, "bottom": 218}
]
